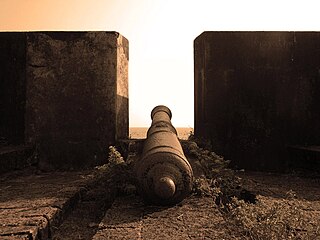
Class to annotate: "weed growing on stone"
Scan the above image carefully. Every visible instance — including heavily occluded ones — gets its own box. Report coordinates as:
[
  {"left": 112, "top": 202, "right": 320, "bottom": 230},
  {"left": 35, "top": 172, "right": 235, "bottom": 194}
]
[
  {"left": 95, "top": 146, "right": 135, "bottom": 195},
  {"left": 226, "top": 196, "right": 320, "bottom": 239},
  {"left": 95, "top": 146, "right": 125, "bottom": 172},
  {"left": 184, "top": 137, "right": 320, "bottom": 239},
  {"left": 182, "top": 140, "right": 255, "bottom": 205},
  {"left": 187, "top": 131, "right": 213, "bottom": 151}
]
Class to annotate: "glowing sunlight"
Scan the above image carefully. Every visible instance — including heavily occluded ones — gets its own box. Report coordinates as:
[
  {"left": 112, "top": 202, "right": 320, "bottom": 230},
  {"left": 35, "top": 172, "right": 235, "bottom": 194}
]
[{"left": 1, "top": 0, "right": 318, "bottom": 127}]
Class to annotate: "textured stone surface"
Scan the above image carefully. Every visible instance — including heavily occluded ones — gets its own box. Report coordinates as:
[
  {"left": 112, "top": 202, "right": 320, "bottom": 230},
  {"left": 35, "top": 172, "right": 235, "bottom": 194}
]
[
  {"left": 115, "top": 34, "right": 129, "bottom": 140},
  {"left": 0, "top": 145, "right": 35, "bottom": 173},
  {"left": 0, "top": 31, "right": 129, "bottom": 170},
  {"left": 91, "top": 171, "right": 320, "bottom": 240},
  {"left": 0, "top": 169, "right": 100, "bottom": 240},
  {"left": 194, "top": 32, "right": 320, "bottom": 170},
  {"left": 93, "top": 195, "right": 228, "bottom": 240},
  {"left": 0, "top": 33, "right": 26, "bottom": 146}
]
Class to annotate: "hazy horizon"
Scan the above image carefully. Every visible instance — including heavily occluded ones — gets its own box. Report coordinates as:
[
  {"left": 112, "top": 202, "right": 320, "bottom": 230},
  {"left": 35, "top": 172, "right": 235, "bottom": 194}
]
[{"left": 129, "top": 126, "right": 193, "bottom": 140}]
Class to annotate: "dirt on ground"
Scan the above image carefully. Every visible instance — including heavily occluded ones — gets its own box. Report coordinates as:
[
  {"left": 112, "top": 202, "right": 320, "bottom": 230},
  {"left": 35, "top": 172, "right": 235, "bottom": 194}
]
[
  {"left": 49, "top": 170, "right": 320, "bottom": 240},
  {"left": 51, "top": 187, "right": 113, "bottom": 240},
  {"left": 228, "top": 171, "right": 320, "bottom": 239},
  {"left": 2, "top": 141, "right": 319, "bottom": 240},
  {"left": 51, "top": 141, "right": 320, "bottom": 240},
  {"left": 0, "top": 167, "right": 102, "bottom": 239}
]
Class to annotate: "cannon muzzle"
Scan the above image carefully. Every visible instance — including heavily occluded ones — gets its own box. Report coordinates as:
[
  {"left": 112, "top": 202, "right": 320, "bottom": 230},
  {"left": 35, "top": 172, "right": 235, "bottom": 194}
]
[{"left": 134, "top": 105, "right": 193, "bottom": 205}]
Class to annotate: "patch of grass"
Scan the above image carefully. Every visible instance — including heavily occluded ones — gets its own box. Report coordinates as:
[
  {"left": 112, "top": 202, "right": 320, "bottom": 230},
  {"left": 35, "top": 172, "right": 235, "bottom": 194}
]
[
  {"left": 95, "top": 146, "right": 135, "bottom": 195},
  {"left": 185, "top": 137, "right": 320, "bottom": 239},
  {"left": 226, "top": 196, "right": 320, "bottom": 239},
  {"left": 187, "top": 131, "right": 213, "bottom": 151},
  {"left": 183, "top": 140, "right": 255, "bottom": 205}
]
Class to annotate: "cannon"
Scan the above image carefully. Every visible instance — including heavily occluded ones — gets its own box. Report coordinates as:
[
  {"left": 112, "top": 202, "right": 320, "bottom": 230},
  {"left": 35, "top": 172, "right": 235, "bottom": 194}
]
[{"left": 134, "top": 105, "right": 193, "bottom": 205}]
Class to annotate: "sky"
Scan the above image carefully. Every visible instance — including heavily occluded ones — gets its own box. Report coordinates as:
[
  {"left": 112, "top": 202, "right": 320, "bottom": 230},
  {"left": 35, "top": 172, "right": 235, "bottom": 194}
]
[{"left": 1, "top": 0, "right": 319, "bottom": 127}]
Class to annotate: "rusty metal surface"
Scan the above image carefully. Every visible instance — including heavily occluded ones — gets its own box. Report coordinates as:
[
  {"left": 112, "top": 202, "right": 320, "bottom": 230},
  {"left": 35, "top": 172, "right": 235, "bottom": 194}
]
[{"left": 134, "top": 105, "right": 193, "bottom": 205}]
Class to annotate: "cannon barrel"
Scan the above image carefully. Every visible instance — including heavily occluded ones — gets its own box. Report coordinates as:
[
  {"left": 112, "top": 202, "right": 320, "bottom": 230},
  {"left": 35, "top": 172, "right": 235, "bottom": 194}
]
[{"left": 134, "top": 105, "right": 193, "bottom": 205}]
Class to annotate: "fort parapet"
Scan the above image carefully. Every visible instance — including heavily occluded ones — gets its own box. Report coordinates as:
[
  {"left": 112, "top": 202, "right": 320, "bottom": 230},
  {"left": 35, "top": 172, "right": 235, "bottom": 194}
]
[
  {"left": 194, "top": 32, "right": 320, "bottom": 170},
  {"left": 0, "top": 31, "right": 128, "bottom": 170}
]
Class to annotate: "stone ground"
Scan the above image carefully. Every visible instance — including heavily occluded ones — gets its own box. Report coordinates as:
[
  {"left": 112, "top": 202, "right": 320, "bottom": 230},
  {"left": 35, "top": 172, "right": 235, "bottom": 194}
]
[
  {"left": 92, "top": 196, "right": 229, "bottom": 240},
  {"left": 1, "top": 168, "right": 320, "bottom": 239},
  {"left": 0, "top": 167, "right": 109, "bottom": 240},
  {"left": 89, "top": 171, "right": 320, "bottom": 240}
]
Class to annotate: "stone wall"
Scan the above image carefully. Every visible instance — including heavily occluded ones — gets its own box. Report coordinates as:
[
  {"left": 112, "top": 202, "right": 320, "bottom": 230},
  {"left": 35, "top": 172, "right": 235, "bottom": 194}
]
[
  {"left": 194, "top": 32, "right": 320, "bottom": 170},
  {"left": 115, "top": 34, "right": 129, "bottom": 140},
  {"left": 0, "top": 33, "right": 26, "bottom": 145},
  {"left": 0, "top": 31, "right": 129, "bottom": 170}
]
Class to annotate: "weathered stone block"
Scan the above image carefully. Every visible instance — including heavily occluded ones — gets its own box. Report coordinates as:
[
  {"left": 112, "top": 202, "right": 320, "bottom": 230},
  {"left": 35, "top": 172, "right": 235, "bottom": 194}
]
[
  {"left": 0, "top": 31, "right": 129, "bottom": 170},
  {"left": 0, "top": 33, "right": 26, "bottom": 146},
  {"left": 194, "top": 32, "right": 320, "bottom": 170}
]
